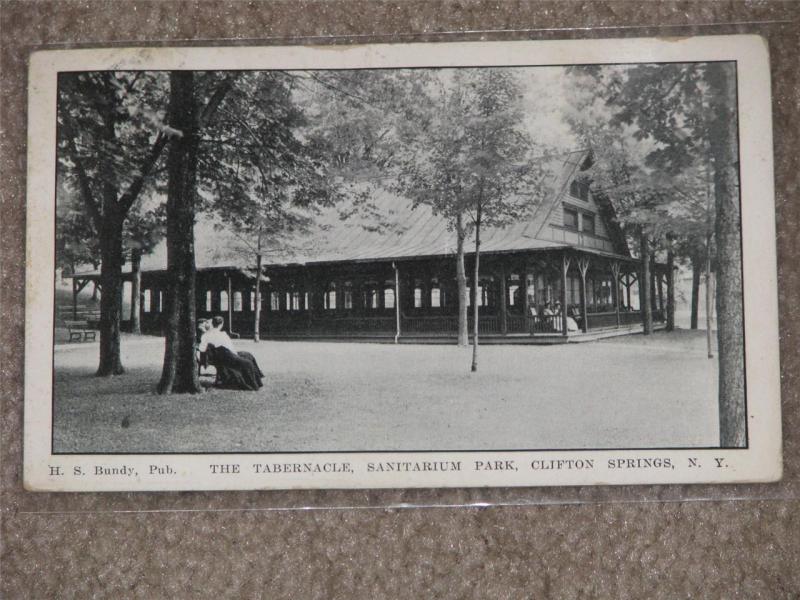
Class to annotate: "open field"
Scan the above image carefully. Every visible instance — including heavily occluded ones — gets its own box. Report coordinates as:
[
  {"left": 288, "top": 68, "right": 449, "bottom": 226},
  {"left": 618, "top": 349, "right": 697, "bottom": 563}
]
[{"left": 52, "top": 330, "right": 719, "bottom": 453}]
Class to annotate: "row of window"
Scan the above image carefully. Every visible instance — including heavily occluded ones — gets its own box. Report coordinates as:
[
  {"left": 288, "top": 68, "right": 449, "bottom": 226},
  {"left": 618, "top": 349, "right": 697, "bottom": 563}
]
[{"left": 141, "top": 275, "right": 619, "bottom": 316}]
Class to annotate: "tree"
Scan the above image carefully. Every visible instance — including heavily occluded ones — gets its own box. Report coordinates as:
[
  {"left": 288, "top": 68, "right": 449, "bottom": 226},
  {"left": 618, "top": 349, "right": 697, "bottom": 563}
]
[
  {"left": 157, "top": 71, "right": 239, "bottom": 394},
  {"left": 58, "top": 72, "right": 169, "bottom": 375},
  {"left": 396, "top": 69, "right": 549, "bottom": 368}
]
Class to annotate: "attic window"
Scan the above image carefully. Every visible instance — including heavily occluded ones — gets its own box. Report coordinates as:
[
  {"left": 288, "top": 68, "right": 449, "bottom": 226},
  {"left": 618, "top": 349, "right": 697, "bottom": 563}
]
[{"left": 570, "top": 179, "right": 590, "bottom": 201}]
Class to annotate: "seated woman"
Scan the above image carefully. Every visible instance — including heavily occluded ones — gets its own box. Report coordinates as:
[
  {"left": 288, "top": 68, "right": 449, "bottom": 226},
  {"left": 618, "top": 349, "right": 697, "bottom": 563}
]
[{"left": 199, "top": 316, "right": 264, "bottom": 391}]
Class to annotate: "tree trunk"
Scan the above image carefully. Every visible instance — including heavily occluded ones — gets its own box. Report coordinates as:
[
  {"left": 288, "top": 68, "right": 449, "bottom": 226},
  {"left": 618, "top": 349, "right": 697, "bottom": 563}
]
[
  {"left": 471, "top": 205, "right": 482, "bottom": 372},
  {"left": 455, "top": 214, "right": 468, "bottom": 347},
  {"left": 639, "top": 231, "right": 653, "bottom": 335},
  {"left": 708, "top": 63, "right": 746, "bottom": 448},
  {"left": 253, "top": 252, "right": 262, "bottom": 342},
  {"left": 690, "top": 250, "right": 701, "bottom": 330},
  {"left": 96, "top": 213, "right": 125, "bottom": 376},
  {"left": 130, "top": 248, "right": 142, "bottom": 335},
  {"left": 666, "top": 242, "right": 675, "bottom": 332},
  {"left": 158, "top": 71, "right": 202, "bottom": 395},
  {"left": 706, "top": 249, "right": 714, "bottom": 359}
]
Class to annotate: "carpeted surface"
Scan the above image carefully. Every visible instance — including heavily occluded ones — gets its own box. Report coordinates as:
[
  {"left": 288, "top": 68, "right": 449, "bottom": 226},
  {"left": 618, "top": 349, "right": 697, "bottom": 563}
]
[{"left": 1, "top": 2, "right": 798, "bottom": 598}]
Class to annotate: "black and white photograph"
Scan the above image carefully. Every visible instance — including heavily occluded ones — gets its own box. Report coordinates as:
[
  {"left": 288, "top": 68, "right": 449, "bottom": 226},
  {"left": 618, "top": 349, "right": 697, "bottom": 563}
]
[{"left": 24, "top": 37, "right": 781, "bottom": 490}]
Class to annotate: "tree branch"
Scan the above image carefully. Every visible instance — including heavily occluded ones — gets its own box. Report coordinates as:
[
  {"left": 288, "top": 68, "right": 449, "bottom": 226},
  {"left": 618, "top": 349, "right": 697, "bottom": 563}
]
[
  {"left": 60, "top": 111, "right": 103, "bottom": 232},
  {"left": 118, "top": 131, "right": 168, "bottom": 215},
  {"left": 199, "top": 73, "right": 241, "bottom": 128}
]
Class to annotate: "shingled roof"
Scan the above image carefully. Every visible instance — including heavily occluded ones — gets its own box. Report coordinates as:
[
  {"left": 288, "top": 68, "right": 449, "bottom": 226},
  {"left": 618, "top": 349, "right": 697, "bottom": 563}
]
[{"left": 259, "top": 148, "right": 597, "bottom": 267}]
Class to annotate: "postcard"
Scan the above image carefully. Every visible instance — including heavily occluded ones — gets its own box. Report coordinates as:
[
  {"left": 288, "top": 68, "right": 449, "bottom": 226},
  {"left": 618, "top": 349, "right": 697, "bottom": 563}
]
[{"left": 24, "top": 35, "right": 781, "bottom": 491}]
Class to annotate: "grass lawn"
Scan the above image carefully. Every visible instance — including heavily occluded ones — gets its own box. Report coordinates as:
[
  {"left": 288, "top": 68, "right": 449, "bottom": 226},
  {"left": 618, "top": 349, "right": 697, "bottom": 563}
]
[{"left": 53, "top": 330, "right": 719, "bottom": 453}]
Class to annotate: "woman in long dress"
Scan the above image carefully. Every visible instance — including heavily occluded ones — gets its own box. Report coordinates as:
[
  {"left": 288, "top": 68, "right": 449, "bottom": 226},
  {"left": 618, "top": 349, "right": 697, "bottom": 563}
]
[{"left": 199, "top": 316, "right": 264, "bottom": 390}]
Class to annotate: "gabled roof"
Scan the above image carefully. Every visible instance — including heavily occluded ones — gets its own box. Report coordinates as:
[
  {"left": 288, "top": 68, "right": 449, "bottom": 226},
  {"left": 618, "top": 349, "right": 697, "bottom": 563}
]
[{"left": 261, "top": 148, "right": 609, "bottom": 267}]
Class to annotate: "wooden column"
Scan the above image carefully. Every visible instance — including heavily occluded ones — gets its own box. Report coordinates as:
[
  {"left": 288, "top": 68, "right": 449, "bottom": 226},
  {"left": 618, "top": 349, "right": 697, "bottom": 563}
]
[
  {"left": 611, "top": 261, "right": 621, "bottom": 328},
  {"left": 560, "top": 253, "right": 570, "bottom": 337},
  {"left": 72, "top": 278, "right": 79, "bottom": 320},
  {"left": 625, "top": 273, "right": 632, "bottom": 310},
  {"left": 577, "top": 256, "right": 590, "bottom": 333},
  {"left": 498, "top": 263, "right": 508, "bottom": 335}
]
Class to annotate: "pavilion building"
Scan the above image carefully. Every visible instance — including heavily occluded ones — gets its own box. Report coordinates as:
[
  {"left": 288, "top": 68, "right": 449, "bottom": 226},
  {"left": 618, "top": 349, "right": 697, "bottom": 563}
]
[{"left": 68, "top": 149, "right": 670, "bottom": 343}]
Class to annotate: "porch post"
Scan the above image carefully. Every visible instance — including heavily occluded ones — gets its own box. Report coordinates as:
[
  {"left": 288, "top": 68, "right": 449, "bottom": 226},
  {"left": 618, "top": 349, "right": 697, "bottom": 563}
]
[
  {"left": 522, "top": 269, "right": 530, "bottom": 318},
  {"left": 72, "top": 278, "right": 78, "bottom": 320},
  {"left": 611, "top": 261, "right": 621, "bottom": 328},
  {"left": 560, "top": 253, "right": 570, "bottom": 337},
  {"left": 625, "top": 273, "right": 632, "bottom": 309},
  {"left": 227, "top": 275, "right": 234, "bottom": 335},
  {"left": 577, "top": 256, "right": 590, "bottom": 333},
  {"left": 498, "top": 262, "right": 508, "bottom": 335}
]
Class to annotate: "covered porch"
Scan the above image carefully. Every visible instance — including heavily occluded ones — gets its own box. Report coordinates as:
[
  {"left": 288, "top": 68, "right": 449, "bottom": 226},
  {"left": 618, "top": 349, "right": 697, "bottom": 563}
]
[{"left": 259, "top": 247, "right": 670, "bottom": 343}]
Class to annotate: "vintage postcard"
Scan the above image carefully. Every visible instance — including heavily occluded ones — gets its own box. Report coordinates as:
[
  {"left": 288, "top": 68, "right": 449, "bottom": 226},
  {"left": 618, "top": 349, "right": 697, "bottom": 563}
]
[{"left": 24, "top": 35, "right": 781, "bottom": 492}]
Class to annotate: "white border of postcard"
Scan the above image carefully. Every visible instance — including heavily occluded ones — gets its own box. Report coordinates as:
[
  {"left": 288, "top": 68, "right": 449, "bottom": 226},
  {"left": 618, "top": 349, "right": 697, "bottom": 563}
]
[{"left": 24, "top": 35, "right": 781, "bottom": 491}]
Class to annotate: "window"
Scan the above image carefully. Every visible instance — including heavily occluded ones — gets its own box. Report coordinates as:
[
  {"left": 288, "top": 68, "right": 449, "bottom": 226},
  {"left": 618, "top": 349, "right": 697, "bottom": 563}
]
[
  {"left": 563, "top": 207, "right": 579, "bottom": 230},
  {"left": 325, "top": 283, "right": 337, "bottom": 310},
  {"left": 233, "top": 291, "right": 243, "bottom": 312},
  {"left": 270, "top": 291, "right": 280, "bottom": 311},
  {"left": 157, "top": 291, "right": 163, "bottom": 312},
  {"left": 508, "top": 284, "right": 519, "bottom": 306},
  {"left": 250, "top": 289, "right": 256, "bottom": 311},
  {"left": 384, "top": 287, "right": 395, "bottom": 309},
  {"left": 220, "top": 291, "right": 228, "bottom": 311},
  {"left": 143, "top": 289, "right": 151, "bottom": 313},
  {"left": 367, "top": 288, "right": 379, "bottom": 310},
  {"left": 430, "top": 287, "right": 441, "bottom": 308},
  {"left": 290, "top": 291, "right": 301, "bottom": 311},
  {"left": 414, "top": 286, "right": 423, "bottom": 308},
  {"left": 304, "top": 292, "right": 310, "bottom": 311},
  {"left": 582, "top": 213, "right": 596, "bottom": 235},
  {"left": 570, "top": 178, "right": 589, "bottom": 201},
  {"left": 343, "top": 282, "right": 353, "bottom": 310},
  {"left": 205, "top": 290, "right": 213, "bottom": 312}
]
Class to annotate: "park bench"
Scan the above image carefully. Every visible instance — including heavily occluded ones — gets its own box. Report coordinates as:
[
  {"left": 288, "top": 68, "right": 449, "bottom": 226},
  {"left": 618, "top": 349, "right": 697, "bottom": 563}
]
[{"left": 64, "top": 320, "right": 97, "bottom": 342}]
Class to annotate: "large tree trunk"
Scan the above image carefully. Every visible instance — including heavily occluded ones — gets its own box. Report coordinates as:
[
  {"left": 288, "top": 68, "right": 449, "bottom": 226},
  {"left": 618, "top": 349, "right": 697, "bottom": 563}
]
[
  {"left": 455, "top": 213, "right": 468, "bottom": 347},
  {"left": 471, "top": 205, "right": 482, "bottom": 372},
  {"left": 96, "top": 213, "right": 125, "bottom": 376},
  {"left": 690, "top": 250, "right": 701, "bottom": 330},
  {"left": 253, "top": 252, "right": 262, "bottom": 342},
  {"left": 158, "top": 71, "right": 202, "bottom": 395},
  {"left": 639, "top": 231, "right": 653, "bottom": 335},
  {"left": 708, "top": 63, "right": 745, "bottom": 447},
  {"left": 130, "top": 248, "right": 142, "bottom": 335}
]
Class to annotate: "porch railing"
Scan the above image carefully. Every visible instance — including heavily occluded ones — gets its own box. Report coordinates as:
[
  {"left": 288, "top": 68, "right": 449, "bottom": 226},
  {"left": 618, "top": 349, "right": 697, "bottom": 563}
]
[{"left": 262, "top": 310, "right": 650, "bottom": 337}]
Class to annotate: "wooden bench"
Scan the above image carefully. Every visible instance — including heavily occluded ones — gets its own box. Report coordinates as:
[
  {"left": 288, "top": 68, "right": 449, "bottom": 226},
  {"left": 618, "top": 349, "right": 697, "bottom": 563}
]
[{"left": 64, "top": 320, "right": 97, "bottom": 342}]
